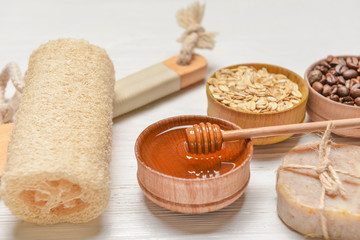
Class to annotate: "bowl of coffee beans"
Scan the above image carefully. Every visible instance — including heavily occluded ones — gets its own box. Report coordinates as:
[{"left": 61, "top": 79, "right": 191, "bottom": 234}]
[
  {"left": 207, "top": 63, "right": 309, "bottom": 145},
  {"left": 305, "top": 55, "right": 360, "bottom": 137}
]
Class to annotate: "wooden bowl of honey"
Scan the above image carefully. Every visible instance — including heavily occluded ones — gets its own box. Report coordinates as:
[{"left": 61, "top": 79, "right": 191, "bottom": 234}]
[
  {"left": 304, "top": 56, "right": 360, "bottom": 138},
  {"left": 207, "top": 63, "right": 309, "bottom": 145},
  {"left": 135, "top": 115, "right": 253, "bottom": 214}
]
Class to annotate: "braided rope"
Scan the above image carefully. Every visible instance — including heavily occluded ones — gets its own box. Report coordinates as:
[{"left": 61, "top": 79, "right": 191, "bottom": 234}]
[
  {"left": 0, "top": 62, "right": 24, "bottom": 124},
  {"left": 176, "top": 2, "right": 215, "bottom": 65}
]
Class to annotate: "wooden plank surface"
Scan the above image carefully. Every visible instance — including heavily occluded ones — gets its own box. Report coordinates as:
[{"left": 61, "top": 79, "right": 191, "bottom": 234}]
[{"left": 1, "top": 0, "right": 360, "bottom": 239}]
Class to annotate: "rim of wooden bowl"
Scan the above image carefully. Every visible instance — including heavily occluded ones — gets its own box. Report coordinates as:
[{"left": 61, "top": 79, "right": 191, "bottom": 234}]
[
  {"left": 135, "top": 115, "right": 253, "bottom": 182},
  {"left": 206, "top": 63, "right": 309, "bottom": 115},
  {"left": 304, "top": 55, "right": 360, "bottom": 110}
]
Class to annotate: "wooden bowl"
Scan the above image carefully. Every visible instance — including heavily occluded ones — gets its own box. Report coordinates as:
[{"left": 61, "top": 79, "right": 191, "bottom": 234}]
[
  {"left": 207, "top": 63, "right": 309, "bottom": 145},
  {"left": 135, "top": 115, "right": 253, "bottom": 214},
  {"left": 305, "top": 56, "right": 360, "bottom": 138}
]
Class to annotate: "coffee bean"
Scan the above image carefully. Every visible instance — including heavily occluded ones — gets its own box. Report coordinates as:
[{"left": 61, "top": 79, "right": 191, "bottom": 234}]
[
  {"left": 346, "top": 57, "right": 359, "bottom": 69},
  {"left": 339, "top": 58, "right": 346, "bottom": 65},
  {"left": 350, "top": 83, "right": 360, "bottom": 98},
  {"left": 312, "top": 82, "right": 323, "bottom": 93},
  {"left": 308, "top": 70, "right": 322, "bottom": 84},
  {"left": 343, "top": 69, "right": 358, "bottom": 79},
  {"left": 326, "top": 55, "right": 334, "bottom": 62},
  {"left": 322, "top": 84, "right": 332, "bottom": 96},
  {"left": 355, "top": 97, "right": 360, "bottom": 106},
  {"left": 320, "top": 60, "right": 331, "bottom": 69},
  {"left": 335, "top": 64, "right": 343, "bottom": 74},
  {"left": 330, "top": 57, "right": 342, "bottom": 66},
  {"left": 343, "top": 101, "right": 355, "bottom": 105},
  {"left": 343, "top": 96, "right": 354, "bottom": 102},
  {"left": 320, "top": 75, "right": 327, "bottom": 84},
  {"left": 326, "top": 73, "right": 337, "bottom": 85},
  {"left": 338, "top": 84, "right": 349, "bottom": 97},
  {"left": 345, "top": 80, "right": 351, "bottom": 89},
  {"left": 329, "top": 68, "right": 337, "bottom": 75},
  {"left": 350, "top": 78, "right": 360, "bottom": 88},
  {"left": 338, "top": 76, "right": 346, "bottom": 85},
  {"left": 340, "top": 65, "right": 349, "bottom": 74},
  {"left": 331, "top": 85, "right": 338, "bottom": 94},
  {"left": 316, "top": 65, "right": 329, "bottom": 74},
  {"left": 330, "top": 94, "right": 340, "bottom": 102}
]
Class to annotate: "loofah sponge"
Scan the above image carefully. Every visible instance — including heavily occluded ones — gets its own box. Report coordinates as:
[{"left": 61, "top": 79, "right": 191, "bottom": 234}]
[{"left": 0, "top": 39, "right": 115, "bottom": 224}]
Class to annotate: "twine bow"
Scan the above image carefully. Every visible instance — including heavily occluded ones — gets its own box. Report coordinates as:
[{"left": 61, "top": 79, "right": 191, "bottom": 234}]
[
  {"left": 176, "top": 2, "right": 215, "bottom": 65},
  {"left": 279, "top": 123, "right": 360, "bottom": 239},
  {"left": 0, "top": 62, "right": 24, "bottom": 124}
]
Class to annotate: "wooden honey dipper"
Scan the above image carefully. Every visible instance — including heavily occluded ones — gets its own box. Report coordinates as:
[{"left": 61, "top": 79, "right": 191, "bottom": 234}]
[{"left": 185, "top": 118, "right": 360, "bottom": 154}]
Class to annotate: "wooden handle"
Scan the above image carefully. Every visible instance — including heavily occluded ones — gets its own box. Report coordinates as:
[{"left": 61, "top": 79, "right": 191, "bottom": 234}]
[
  {"left": 223, "top": 118, "right": 360, "bottom": 141},
  {"left": 113, "top": 54, "right": 207, "bottom": 117},
  {"left": 0, "top": 123, "right": 13, "bottom": 177},
  {"left": 186, "top": 118, "right": 360, "bottom": 154}
]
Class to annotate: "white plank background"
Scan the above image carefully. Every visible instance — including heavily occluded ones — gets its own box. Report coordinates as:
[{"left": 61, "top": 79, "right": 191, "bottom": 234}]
[{"left": 1, "top": 0, "right": 360, "bottom": 239}]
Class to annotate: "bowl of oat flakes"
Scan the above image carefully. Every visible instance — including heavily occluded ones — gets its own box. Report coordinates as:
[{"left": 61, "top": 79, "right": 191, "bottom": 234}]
[{"left": 207, "top": 63, "right": 309, "bottom": 145}]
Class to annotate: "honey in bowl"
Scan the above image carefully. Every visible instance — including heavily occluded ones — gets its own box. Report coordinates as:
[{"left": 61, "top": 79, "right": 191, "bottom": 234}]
[
  {"left": 135, "top": 115, "right": 253, "bottom": 214},
  {"left": 142, "top": 125, "right": 248, "bottom": 179}
]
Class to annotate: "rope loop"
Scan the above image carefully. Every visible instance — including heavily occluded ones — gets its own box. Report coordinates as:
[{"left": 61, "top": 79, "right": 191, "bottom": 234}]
[
  {"left": 0, "top": 62, "right": 24, "bottom": 124},
  {"left": 176, "top": 2, "right": 215, "bottom": 65}
]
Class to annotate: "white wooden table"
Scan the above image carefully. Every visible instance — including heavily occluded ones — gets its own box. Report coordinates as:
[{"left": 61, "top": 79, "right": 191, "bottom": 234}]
[{"left": 1, "top": 0, "right": 359, "bottom": 239}]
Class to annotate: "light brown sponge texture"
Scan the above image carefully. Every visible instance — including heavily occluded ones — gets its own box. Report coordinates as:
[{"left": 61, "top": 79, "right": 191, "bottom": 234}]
[{"left": 0, "top": 39, "right": 115, "bottom": 224}]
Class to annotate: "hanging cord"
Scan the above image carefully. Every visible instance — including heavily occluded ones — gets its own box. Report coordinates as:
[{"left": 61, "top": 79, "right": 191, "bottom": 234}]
[
  {"left": 176, "top": 2, "right": 215, "bottom": 65},
  {"left": 0, "top": 62, "right": 24, "bottom": 124}
]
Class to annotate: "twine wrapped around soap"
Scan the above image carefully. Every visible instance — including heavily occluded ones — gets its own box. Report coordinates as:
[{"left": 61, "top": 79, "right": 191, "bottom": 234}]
[
  {"left": 176, "top": 2, "right": 215, "bottom": 65},
  {"left": 0, "top": 63, "right": 24, "bottom": 124},
  {"left": 278, "top": 123, "right": 360, "bottom": 240}
]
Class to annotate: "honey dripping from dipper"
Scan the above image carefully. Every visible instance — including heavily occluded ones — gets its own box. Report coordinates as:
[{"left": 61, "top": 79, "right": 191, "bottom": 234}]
[{"left": 143, "top": 124, "right": 247, "bottom": 179}]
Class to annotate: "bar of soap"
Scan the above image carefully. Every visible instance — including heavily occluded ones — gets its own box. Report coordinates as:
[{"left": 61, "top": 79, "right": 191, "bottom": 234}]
[
  {"left": 0, "top": 39, "right": 115, "bottom": 224},
  {"left": 277, "top": 142, "right": 360, "bottom": 239}
]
